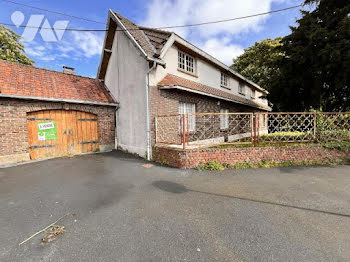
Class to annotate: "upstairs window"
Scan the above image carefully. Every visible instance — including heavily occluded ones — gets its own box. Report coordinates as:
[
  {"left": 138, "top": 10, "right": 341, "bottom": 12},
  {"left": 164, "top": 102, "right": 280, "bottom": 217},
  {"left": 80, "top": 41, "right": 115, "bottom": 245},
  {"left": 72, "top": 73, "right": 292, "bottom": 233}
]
[
  {"left": 221, "top": 73, "right": 228, "bottom": 88},
  {"left": 220, "top": 109, "right": 229, "bottom": 129},
  {"left": 251, "top": 89, "right": 256, "bottom": 99},
  {"left": 178, "top": 51, "right": 195, "bottom": 74},
  {"left": 179, "top": 102, "right": 196, "bottom": 131},
  {"left": 239, "top": 82, "right": 245, "bottom": 95}
]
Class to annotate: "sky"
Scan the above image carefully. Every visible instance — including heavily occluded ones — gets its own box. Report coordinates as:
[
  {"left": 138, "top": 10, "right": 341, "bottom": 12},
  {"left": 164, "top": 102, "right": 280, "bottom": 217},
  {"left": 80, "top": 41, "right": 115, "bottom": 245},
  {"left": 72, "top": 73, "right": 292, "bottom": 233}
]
[{"left": 0, "top": 0, "right": 305, "bottom": 78}]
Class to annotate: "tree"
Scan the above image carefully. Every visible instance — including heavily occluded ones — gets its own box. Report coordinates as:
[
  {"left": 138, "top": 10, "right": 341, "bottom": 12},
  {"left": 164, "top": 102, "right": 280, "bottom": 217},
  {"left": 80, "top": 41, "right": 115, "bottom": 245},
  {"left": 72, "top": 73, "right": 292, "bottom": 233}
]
[
  {"left": 231, "top": 0, "right": 349, "bottom": 111},
  {"left": 0, "top": 25, "right": 33, "bottom": 65},
  {"left": 276, "top": 0, "right": 350, "bottom": 111},
  {"left": 231, "top": 37, "right": 284, "bottom": 92}
]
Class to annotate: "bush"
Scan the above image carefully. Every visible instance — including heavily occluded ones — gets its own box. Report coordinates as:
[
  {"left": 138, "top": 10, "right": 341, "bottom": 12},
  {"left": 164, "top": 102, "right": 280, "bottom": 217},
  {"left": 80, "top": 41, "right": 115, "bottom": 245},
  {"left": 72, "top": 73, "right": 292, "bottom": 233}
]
[
  {"left": 260, "top": 131, "right": 313, "bottom": 141},
  {"left": 322, "top": 141, "right": 350, "bottom": 153},
  {"left": 196, "top": 161, "right": 225, "bottom": 171}
]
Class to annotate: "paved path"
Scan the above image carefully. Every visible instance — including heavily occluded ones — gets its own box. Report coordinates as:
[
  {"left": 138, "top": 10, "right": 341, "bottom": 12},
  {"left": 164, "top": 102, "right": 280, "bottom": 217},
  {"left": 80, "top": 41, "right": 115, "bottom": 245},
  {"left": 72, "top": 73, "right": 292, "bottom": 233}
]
[{"left": 0, "top": 151, "right": 349, "bottom": 261}]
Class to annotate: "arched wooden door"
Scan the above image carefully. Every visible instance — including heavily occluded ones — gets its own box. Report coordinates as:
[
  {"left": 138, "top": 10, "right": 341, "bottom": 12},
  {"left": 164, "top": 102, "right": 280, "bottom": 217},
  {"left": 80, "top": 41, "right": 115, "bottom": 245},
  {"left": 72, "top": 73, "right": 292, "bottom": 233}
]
[{"left": 27, "top": 110, "right": 99, "bottom": 160}]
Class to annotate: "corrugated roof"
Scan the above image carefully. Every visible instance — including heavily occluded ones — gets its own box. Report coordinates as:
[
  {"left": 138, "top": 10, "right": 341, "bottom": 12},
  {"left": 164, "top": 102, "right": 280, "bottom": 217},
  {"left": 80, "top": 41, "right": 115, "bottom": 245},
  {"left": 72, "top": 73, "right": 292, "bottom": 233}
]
[
  {"left": 158, "top": 74, "right": 271, "bottom": 111},
  {"left": 0, "top": 60, "right": 116, "bottom": 104}
]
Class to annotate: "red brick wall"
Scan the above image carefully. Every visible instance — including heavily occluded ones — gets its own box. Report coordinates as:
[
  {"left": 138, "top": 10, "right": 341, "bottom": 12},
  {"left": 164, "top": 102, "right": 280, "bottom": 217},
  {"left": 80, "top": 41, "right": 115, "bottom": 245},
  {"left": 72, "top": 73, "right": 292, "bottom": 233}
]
[
  {"left": 150, "top": 86, "right": 261, "bottom": 147},
  {"left": 0, "top": 98, "right": 115, "bottom": 159},
  {"left": 153, "top": 145, "right": 348, "bottom": 169}
]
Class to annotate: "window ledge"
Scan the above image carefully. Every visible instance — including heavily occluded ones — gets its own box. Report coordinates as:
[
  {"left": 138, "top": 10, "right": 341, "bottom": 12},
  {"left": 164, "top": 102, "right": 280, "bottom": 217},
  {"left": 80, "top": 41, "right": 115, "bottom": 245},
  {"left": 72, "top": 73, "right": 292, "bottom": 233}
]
[
  {"left": 221, "top": 85, "right": 231, "bottom": 90},
  {"left": 177, "top": 68, "right": 198, "bottom": 78},
  {"left": 239, "top": 92, "right": 246, "bottom": 96}
]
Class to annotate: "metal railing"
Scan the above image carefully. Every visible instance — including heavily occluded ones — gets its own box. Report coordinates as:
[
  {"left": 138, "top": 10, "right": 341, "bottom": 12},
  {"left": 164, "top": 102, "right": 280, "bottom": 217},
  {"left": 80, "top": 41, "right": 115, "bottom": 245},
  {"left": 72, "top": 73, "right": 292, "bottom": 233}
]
[{"left": 155, "top": 112, "right": 350, "bottom": 149}]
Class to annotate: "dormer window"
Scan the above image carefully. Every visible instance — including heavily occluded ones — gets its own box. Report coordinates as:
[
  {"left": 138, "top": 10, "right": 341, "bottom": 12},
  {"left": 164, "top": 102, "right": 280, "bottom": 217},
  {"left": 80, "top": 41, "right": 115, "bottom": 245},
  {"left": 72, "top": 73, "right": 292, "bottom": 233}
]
[
  {"left": 178, "top": 51, "right": 195, "bottom": 74},
  {"left": 239, "top": 82, "right": 245, "bottom": 95},
  {"left": 221, "top": 73, "right": 228, "bottom": 88}
]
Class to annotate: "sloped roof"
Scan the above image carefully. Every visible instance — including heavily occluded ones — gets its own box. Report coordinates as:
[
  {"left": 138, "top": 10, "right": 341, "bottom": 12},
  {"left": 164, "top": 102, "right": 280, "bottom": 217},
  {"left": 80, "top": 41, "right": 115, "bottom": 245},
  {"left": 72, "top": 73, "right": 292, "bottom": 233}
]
[
  {"left": 113, "top": 12, "right": 158, "bottom": 57},
  {"left": 158, "top": 74, "right": 271, "bottom": 111},
  {"left": 98, "top": 11, "right": 267, "bottom": 95},
  {"left": 139, "top": 26, "right": 172, "bottom": 54},
  {"left": 0, "top": 60, "right": 116, "bottom": 105}
]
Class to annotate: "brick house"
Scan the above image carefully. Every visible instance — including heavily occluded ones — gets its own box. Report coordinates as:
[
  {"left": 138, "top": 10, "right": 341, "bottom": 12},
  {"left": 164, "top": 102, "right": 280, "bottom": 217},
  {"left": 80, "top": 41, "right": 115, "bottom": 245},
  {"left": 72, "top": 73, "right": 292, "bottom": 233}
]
[
  {"left": 0, "top": 60, "right": 117, "bottom": 165},
  {"left": 97, "top": 10, "right": 271, "bottom": 159}
]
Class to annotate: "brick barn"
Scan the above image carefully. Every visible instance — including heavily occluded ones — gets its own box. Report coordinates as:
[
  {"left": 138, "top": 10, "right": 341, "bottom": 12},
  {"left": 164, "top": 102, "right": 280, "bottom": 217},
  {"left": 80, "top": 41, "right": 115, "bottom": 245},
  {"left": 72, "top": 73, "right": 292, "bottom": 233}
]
[{"left": 0, "top": 60, "right": 117, "bottom": 165}]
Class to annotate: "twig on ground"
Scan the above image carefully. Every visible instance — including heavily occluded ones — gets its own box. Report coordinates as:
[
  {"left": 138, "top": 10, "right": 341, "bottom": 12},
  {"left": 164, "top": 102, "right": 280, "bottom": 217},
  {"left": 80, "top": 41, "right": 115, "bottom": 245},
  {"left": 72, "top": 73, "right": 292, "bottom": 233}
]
[
  {"left": 18, "top": 212, "right": 75, "bottom": 246},
  {"left": 42, "top": 225, "right": 65, "bottom": 243}
]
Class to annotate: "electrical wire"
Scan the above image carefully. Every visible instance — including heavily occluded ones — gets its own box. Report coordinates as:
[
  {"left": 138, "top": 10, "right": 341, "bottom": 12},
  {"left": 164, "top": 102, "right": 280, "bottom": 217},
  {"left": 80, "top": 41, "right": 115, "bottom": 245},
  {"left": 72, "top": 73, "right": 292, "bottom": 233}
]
[
  {"left": 0, "top": 3, "right": 303, "bottom": 32},
  {"left": 0, "top": 0, "right": 105, "bottom": 24}
]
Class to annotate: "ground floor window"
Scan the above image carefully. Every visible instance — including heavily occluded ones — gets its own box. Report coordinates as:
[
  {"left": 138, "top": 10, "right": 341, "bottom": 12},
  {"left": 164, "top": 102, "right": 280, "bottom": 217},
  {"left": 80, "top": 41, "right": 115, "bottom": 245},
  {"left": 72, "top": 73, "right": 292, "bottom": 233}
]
[
  {"left": 179, "top": 102, "right": 196, "bottom": 131},
  {"left": 220, "top": 109, "right": 229, "bottom": 129}
]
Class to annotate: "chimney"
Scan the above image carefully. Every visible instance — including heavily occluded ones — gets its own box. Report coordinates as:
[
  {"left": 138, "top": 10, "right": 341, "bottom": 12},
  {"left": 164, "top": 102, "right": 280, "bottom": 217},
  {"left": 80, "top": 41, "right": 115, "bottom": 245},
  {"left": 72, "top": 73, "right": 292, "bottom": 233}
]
[{"left": 63, "top": 66, "right": 75, "bottom": 75}]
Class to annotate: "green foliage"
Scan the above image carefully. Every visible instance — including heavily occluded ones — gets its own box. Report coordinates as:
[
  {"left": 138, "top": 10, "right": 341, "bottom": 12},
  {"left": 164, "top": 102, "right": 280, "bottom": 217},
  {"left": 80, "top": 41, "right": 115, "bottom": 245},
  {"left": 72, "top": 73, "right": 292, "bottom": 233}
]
[
  {"left": 0, "top": 25, "right": 33, "bottom": 65},
  {"left": 273, "top": 0, "right": 350, "bottom": 111},
  {"left": 315, "top": 112, "right": 350, "bottom": 142},
  {"left": 196, "top": 161, "right": 225, "bottom": 171},
  {"left": 231, "top": 1, "right": 350, "bottom": 111},
  {"left": 196, "top": 159, "right": 342, "bottom": 171},
  {"left": 227, "top": 160, "right": 335, "bottom": 169},
  {"left": 214, "top": 142, "right": 311, "bottom": 149},
  {"left": 322, "top": 141, "right": 350, "bottom": 153},
  {"left": 231, "top": 37, "right": 284, "bottom": 92},
  {"left": 160, "top": 156, "right": 170, "bottom": 166}
]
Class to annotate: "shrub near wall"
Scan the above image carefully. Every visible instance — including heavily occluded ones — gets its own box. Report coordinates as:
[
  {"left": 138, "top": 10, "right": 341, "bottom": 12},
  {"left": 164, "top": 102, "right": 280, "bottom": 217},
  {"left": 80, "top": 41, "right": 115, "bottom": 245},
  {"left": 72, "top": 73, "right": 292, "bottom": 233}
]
[{"left": 153, "top": 145, "right": 349, "bottom": 169}]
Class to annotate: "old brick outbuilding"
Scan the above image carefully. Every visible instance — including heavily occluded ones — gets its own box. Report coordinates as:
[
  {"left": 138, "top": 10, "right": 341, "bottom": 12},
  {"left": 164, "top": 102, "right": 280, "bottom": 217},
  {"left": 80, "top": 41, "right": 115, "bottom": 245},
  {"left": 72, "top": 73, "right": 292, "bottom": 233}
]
[{"left": 0, "top": 60, "right": 117, "bottom": 165}]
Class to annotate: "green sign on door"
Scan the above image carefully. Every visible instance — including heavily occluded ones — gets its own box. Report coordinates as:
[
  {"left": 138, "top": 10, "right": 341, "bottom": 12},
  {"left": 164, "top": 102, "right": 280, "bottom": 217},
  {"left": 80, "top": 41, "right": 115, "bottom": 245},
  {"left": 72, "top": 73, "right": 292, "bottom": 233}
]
[{"left": 38, "top": 122, "right": 57, "bottom": 141}]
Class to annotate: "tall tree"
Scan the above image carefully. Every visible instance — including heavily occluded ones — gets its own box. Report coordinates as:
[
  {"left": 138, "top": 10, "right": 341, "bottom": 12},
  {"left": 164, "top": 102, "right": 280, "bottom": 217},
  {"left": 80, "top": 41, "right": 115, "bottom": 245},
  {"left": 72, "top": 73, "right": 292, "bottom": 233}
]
[
  {"left": 231, "top": 37, "right": 284, "bottom": 92},
  {"left": 0, "top": 25, "right": 33, "bottom": 65},
  {"left": 276, "top": 0, "right": 350, "bottom": 111}
]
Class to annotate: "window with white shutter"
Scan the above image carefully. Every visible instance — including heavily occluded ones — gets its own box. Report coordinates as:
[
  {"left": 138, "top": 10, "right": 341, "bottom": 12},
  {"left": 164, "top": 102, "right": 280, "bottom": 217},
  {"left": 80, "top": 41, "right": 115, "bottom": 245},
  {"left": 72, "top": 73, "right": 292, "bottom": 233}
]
[
  {"left": 179, "top": 102, "right": 196, "bottom": 131},
  {"left": 220, "top": 109, "right": 229, "bottom": 129}
]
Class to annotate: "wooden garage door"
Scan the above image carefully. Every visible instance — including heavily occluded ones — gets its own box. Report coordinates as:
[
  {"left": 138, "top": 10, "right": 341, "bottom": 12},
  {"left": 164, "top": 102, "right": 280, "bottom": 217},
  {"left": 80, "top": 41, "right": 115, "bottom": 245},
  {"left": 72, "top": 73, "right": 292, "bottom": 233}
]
[{"left": 27, "top": 110, "right": 99, "bottom": 160}]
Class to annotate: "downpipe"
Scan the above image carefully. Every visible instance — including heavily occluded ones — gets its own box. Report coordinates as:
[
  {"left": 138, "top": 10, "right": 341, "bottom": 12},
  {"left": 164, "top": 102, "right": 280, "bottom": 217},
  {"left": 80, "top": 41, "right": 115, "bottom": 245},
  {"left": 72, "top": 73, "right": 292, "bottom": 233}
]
[{"left": 146, "top": 61, "right": 157, "bottom": 161}]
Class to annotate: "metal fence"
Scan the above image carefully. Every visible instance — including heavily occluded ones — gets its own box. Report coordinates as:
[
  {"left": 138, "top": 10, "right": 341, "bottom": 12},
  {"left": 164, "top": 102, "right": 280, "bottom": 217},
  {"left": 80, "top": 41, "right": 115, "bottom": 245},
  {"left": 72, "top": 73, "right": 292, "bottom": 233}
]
[{"left": 155, "top": 112, "right": 350, "bottom": 149}]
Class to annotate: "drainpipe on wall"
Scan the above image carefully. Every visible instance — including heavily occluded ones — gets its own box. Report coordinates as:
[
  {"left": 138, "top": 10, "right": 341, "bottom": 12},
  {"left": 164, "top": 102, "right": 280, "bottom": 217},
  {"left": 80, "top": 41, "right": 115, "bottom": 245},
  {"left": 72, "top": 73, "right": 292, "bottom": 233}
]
[{"left": 146, "top": 61, "right": 157, "bottom": 161}]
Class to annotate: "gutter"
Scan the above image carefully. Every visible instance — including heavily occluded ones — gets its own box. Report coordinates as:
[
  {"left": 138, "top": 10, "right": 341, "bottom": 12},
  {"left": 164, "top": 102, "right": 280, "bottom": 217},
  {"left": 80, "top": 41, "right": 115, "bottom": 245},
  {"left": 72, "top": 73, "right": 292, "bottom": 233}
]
[
  {"left": 0, "top": 94, "right": 119, "bottom": 107},
  {"left": 160, "top": 86, "right": 271, "bottom": 111},
  {"left": 146, "top": 61, "right": 157, "bottom": 161}
]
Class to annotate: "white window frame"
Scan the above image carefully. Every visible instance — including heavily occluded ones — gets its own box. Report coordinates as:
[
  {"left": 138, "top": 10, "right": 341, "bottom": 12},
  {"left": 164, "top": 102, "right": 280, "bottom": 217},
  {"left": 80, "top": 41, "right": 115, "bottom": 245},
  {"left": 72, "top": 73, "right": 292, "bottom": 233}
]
[
  {"left": 220, "top": 109, "right": 229, "bottom": 129},
  {"left": 179, "top": 102, "right": 196, "bottom": 132},
  {"left": 221, "top": 73, "right": 228, "bottom": 88},
  {"left": 239, "top": 82, "right": 245, "bottom": 95},
  {"left": 178, "top": 51, "right": 195, "bottom": 74},
  {"left": 261, "top": 113, "right": 267, "bottom": 128}
]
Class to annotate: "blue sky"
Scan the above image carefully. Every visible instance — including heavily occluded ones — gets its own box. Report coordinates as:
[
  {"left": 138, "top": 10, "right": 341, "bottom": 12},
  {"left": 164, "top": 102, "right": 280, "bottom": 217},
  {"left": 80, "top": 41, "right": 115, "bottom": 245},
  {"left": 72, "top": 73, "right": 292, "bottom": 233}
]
[{"left": 0, "top": 0, "right": 304, "bottom": 78}]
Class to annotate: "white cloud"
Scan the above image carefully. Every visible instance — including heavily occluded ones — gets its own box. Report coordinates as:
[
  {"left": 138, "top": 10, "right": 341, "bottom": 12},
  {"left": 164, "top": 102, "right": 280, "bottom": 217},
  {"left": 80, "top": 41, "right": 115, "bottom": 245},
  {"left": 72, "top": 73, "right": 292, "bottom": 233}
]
[
  {"left": 24, "top": 41, "right": 55, "bottom": 61},
  {"left": 141, "top": 0, "right": 289, "bottom": 65},
  {"left": 141, "top": 0, "right": 287, "bottom": 38},
  {"left": 23, "top": 31, "right": 104, "bottom": 62},
  {"left": 70, "top": 31, "right": 104, "bottom": 58},
  {"left": 199, "top": 38, "right": 244, "bottom": 65}
]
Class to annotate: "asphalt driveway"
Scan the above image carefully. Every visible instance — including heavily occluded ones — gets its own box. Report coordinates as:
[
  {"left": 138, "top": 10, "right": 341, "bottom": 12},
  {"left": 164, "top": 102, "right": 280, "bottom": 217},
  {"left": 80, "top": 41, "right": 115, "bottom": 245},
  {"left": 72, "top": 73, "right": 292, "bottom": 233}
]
[{"left": 0, "top": 151, "right": 349, "bottom": 262}]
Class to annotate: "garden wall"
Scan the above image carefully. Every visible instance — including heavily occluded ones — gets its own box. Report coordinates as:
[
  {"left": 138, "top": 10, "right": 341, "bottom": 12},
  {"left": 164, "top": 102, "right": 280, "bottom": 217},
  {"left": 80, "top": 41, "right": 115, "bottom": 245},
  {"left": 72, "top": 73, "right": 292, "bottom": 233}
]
[{"left": 153, "top": 145, "right": 348, "bottom": 169}]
